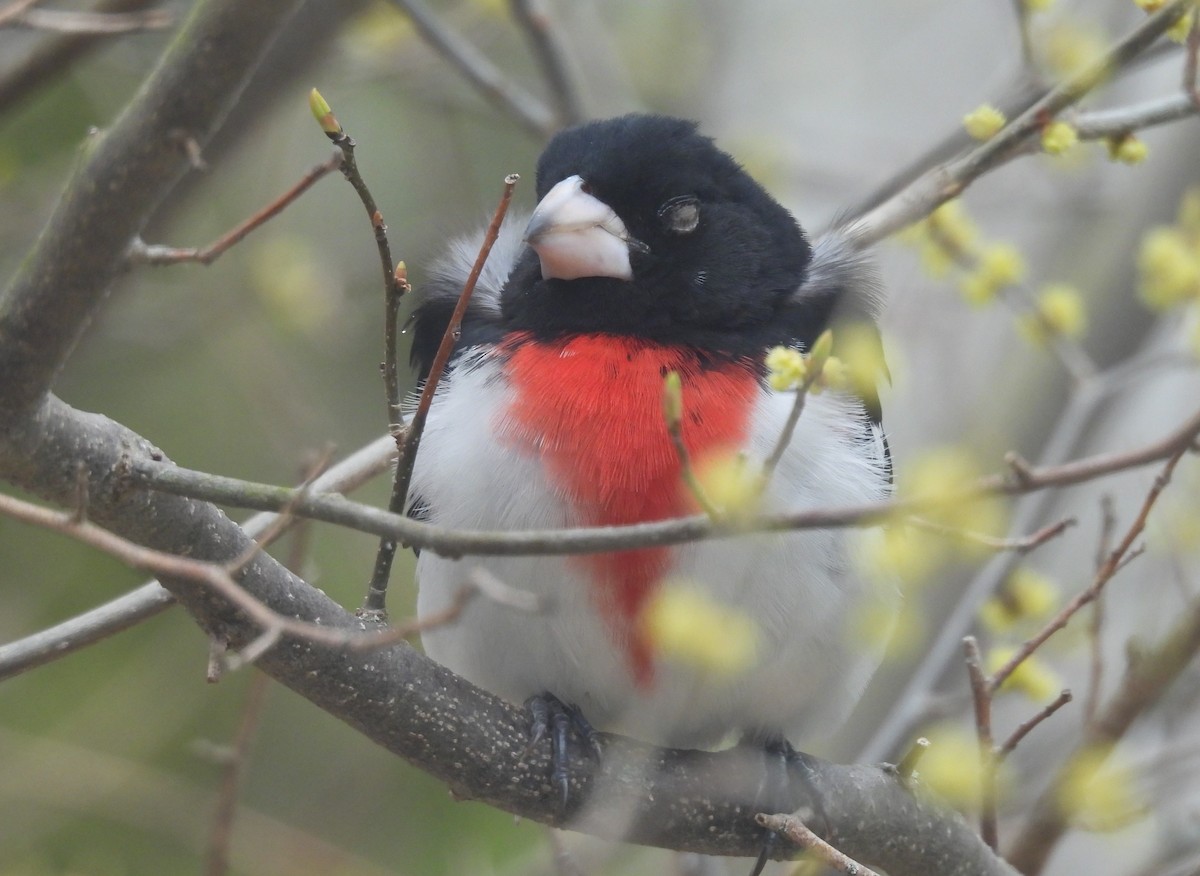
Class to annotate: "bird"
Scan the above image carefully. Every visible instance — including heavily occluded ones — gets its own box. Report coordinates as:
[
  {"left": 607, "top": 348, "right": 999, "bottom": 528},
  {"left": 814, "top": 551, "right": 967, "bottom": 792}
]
[{"left": 407, "top": 113, "right": 895, "bottom": 860}]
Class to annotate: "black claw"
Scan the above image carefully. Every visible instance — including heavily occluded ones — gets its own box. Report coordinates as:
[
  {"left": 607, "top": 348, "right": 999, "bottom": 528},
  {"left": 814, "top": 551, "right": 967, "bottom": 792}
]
[
  {"left": 749, "top": 830, "right": 775, "bottom": 876},
  {"left": 744, "top": 734, "right": 832, "bottom": 876},
  {"left": 523, "top": 693, "right": 603, "bottom": 811}
]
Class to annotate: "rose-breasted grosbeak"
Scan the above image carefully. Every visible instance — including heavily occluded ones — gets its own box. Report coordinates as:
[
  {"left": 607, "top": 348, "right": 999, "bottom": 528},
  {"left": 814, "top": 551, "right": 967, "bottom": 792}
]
[{"left": 408, "top": 114, "right": 895, "bottom": 826}]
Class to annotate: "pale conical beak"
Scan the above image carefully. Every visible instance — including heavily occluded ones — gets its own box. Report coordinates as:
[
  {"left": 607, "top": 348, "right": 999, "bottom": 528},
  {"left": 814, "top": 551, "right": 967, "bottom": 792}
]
[{"left": 523, "top": 175, "right": 644, "bottom": 281}]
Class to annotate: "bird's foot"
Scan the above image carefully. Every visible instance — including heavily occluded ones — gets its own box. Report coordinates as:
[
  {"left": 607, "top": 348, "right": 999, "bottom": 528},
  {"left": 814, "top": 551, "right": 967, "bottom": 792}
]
[
  {"left": 746, "top": 735, "right": 830, "bottom": 876},
  {"left": 524, "top": 692, "right": 603, "bottom": 810}
]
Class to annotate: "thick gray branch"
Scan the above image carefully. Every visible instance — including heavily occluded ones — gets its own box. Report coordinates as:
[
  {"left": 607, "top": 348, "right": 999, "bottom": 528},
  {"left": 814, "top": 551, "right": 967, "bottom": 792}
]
[
  {"left": 0, "top": 393, "right": 1014, "bottom": 875},
  {"left": 0, "top": 0, "right": 305, "bottom": 415}
]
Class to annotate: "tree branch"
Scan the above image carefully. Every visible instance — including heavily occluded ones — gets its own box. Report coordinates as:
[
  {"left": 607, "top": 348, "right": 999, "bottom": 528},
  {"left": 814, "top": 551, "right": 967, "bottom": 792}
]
[
  {"left": 0, "top": 0, "right": 306, "bottom": 416},
  {"left": 0, "top": 393, "right": 1015, "bottom": 875},
  {"left": 0, "top": 434, "right": 397, "bottom": 681},
  {"left": 843, "top": 0, "right": 1194, "bottom": 245},
  {"left": 126, "top": 405, "right": 1200, "bottom": 558}
]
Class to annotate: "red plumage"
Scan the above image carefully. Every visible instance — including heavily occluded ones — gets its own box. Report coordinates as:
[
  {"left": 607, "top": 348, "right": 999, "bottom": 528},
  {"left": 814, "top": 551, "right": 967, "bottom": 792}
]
[{"left": 501, "top": 333, "right": 758, "bottom": 684}]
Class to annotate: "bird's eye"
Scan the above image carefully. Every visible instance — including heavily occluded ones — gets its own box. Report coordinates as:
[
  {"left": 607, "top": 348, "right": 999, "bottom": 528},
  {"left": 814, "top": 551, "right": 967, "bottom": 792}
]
[{"left": 659, "top": 196, "right": 700, "bottom": 235}]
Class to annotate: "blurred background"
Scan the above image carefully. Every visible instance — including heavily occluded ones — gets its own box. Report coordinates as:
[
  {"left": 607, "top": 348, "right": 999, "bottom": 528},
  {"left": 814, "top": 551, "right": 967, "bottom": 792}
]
[{"left": 1, "top": 0, "right": 1198, "bottom": 873}]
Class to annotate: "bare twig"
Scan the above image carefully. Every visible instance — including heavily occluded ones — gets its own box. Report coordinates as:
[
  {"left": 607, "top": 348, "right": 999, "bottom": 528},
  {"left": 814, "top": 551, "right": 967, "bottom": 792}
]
[
  {"left": 896, "top": 737, "right": 930, "bottom": 780},
  {"left": 509, "top": 0, "right": 583, "bottom": 126},
  {"left": 361, "top": 173, "right": 519, "bottom": 613},
  {"left": 998, "top": 690, "right": 1073, "bottom": 759},
  {"left": 0, "top": 0, "right": 161, "bottom": 116},
  {"left": 206, "top": 671, "right": 270, "bottom": 876},
  {"left": 128, "top": 150, "right": 343, "bottom": 266},
  {"left": 1187, "top": 8, "right": 1200, "bottom": 110},
  {"left": 859, "top": 348, "right": 1200, "bottom": 764},
  {"left": 761, "top": 375, "right": 820, "bottom": 486},
  {"left": 0, "top": 0, "right": 42, "bottom": 27},
  {"left": 1008, "top": 0, "right": 1036, "bottom": 69},
  {"left": 908, "top": 515, "right": 1075, "bottom": 554},
  {"left": 1007, "top": 589, "right": 1200, "bottom": 873},
  {"left": 1084, "top": 496, "right": 1118, "bottom": 724},
  {"left": 386, "top": 0, "right": 556, "bottom": 139},
  {"left": 0, "top": 434, "right": 395, "bottom": 682},
  {"left": 989, "top": 444, "right": 1192, "bottom": 695},
  {"left": 12, "top": 7, "right": 171, "bottom": 33},
  {"left": 964, "top": 636, "right": 999, "bottom": 850},
  {"left": 1073, "top": 93, "right": 1199, "bottom": 138},
  {"left": 662, "top": 372, "right": 721, "bottom": 519},
  {"left": 132, "top": 407, "right": 1200, "bottom": 560},
  {"left": 0, "top": 486, "right": 493, "bottom": 659},
  {"left": 756, "top": 813, "right": 883, "bottom": 876},
  {"left": 312, "top": 93, "right": 405, "bottom": 432}
]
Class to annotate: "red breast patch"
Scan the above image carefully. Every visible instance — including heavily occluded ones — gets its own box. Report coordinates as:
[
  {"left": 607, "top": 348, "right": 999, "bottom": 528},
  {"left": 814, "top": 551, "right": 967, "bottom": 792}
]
[{"left": 498, "top": 333, "right": 759, "bottom": 686}]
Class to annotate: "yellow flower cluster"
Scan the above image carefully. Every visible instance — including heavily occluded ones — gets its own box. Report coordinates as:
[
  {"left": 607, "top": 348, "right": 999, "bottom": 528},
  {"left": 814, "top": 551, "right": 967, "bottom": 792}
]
[
  {"left": 961, "top": 244, "right": 1028, "bottom": 306},
  {"left": 1167, "top": 8, "right": 1194, "bottom": 43},
  {"left": 979, "top": 568, "right": 1058, "bottom": 632},
  {"left": 857, "top": 446, "right": 1007, "bottom": 591},
  {"left": 902, "top": 201, "right": 1031, "bottom": 308},
  {"left": 1041, "top": 121, "right": 1079, "bottom": 157},
  {"left": 916, "top": 723, "right": 1013, "bottom": 810},
  {"left": 639, "top": 581, "right": 759, "bottom": 675},
  {"left": 764, "top": 345, "right": 808, "bottom": 391},
  {"left": 986, "top": 645, "right": 1062, "bottom": 702},
  {"left": 1043, "top": 20, "right": 1109, "bottom": 81},
  {"left": 1023, "top": 0, "right": 1054, "bottom": 10},
  {"left": 1057, "top": 746, "right": 1146, "bottom": 831},
  {"left": 1019, "top": 284, "right": 1087, "bottom": 345},
  {"left": 694, "top": 450, "right": 763, "bottom": 521},
  {"left": 963, "top": 104, "right": 1007, "bottom": 141},
  {"left": 1105, "top": 134, "right": 1149, "bottom": 165},
  {"left": 1138, "top": 189, "right": 1200, "bottom": 321},
  {"left": 763, "top": 329, "right": 854, "bottom": 395}
]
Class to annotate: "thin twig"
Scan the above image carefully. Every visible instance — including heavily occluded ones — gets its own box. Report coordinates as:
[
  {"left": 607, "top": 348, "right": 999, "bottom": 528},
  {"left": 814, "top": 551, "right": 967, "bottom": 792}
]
[
  {"left": 756, "top": 813, "right": 883, "bottom": 876},
  {"left": 964, "top": 636, "right": 999, "bottom": 851},
  {"left": 662, "top": 372, "right": 721, "bottom": 519},
  {"left": 0, "top": 491, "right": 494, "bottom": 658},
  {"left": 845, "top": 0, "right": 1195, "bottom": 246},
  {"left": 128, "top": 150, "right": 343, "bottom": 266},
  {"left": 0, "top": 0, "right": 42, "bottom": 27},
  {"left": 509, "top": 0, "right": 583, "bottom": 126},
  {"left": 205, "top": 671, "right": 270, "bottom": 876},
  {"left": 896, "top": 737, "right": 930, "bottom": 780},
  {"left": 132, "top": 406, "right": 1200, "bottom": 560},
  {"left": 907, "top": 515, "right": 1075, "bottom": 554},
  {"left": 859, "top": 344, "right": 1200, "bottom": 764},
  {"left": 989, "top": 443, "right": 1192, "bottom": 694},
  {"left": 12, "top": 7, "right": 171, "bottom": 33},
  {"left": 1084, "top": 496, "right": 1118, "bottom": 724},
  {"left": 0, "top": 0, "right": 161, "bottom": 116},
  {"left": 361, "top": 173, "right": 519, "bottom": 613},
  {"left": 387, "top": 0, "right": 556, "bottom": 139},
  {"left": 0, "top": 434, "right": 396, "bottom": 682},
  {"left": 761, "top": 375, "right": 819, "bottom": 486},
  {"left": 1007, "top": 590, "right": 1200, "bottom": 872},
  {"left": 1186, "top": 8, "right": 1200, "bottom": 110},
  {"left": 316, "top": 100, "right": 404, "bottom": 433},
  {"left": 1008, "top": 0, "right": 1036, "bottom": 70},
  {"left": 998, "top": 690, "right": 1073, "bottom": 759},
  {"left": 1072, "top": 93, "right": 1198, "bottom": 138}
]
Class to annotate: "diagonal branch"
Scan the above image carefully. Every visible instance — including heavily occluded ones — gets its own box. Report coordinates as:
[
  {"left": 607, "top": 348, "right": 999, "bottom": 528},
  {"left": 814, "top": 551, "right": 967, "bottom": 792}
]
[
  {"left": 128, "top": 405, "right": 1200, "bottom": 559},
  {"left": 0, "top": 0, "right": 307, "bottom": 416}
]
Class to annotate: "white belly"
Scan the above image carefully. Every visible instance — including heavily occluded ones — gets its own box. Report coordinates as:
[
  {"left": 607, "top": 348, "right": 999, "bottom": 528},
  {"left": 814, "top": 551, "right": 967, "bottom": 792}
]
[{"left": 411, "top": 350, "right": 896, "bottom": 749}]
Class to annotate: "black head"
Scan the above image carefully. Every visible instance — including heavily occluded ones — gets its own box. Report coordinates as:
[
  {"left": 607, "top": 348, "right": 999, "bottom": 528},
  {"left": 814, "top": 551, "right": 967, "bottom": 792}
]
[{"left": 500, "top": 114, "right": 812, "bottom": 355}]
